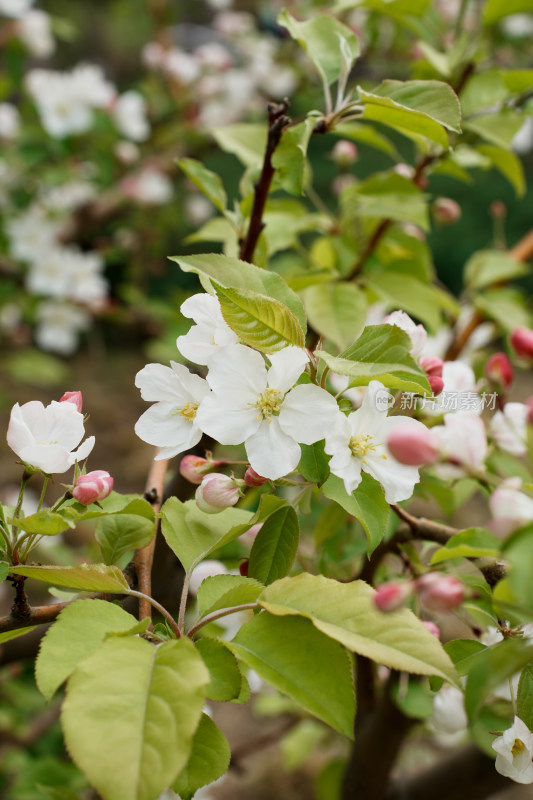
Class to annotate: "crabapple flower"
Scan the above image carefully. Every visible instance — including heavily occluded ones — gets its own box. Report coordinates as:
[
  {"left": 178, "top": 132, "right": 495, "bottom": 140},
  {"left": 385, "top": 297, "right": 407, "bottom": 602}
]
[
  {"left": 7, "top": 399, "right": 95, "bottom": 474},
  {"left": 383, "top": 310, "right": 427, "bottom": 359},
  {"left": 387, "top": 424, "right": 439, "bottom": 466},
  {"left": 493, "top": 717, "right": 533, "bottom": 784},
  {"left": 432, "top": 412, "right": 488, "bottom": 476},
  {"left": 196, "top": 344, "right": 338, "bottom": 480},
  {"left": 432, "top": 686, "right": 467, "bottom": 734},
  {"left": 179, "top": 454, "right": 224, "bottom": 484},
  {"left": 489, "top": 478, "right": 533, "bottom": 535},
  {"left": 324, "top": 381, "right": 427, "bottom": 503},
  {"left": 134, "top": 361, "right": 210, "bottom": 460},
  {"left": 195, "top": 473, "right": 243, "bottom": 513},
  {"left": 415, "top": 573, "right": 464, "bottom": 612},
  {"left": 489, "top": 402, "right": 528, "bottom": 456},
  {"left": 73, "top": 470, "right": 113, "bottom": 505},
  {"left": 176, "top": 293, "right": 239, "bottom": 366}
]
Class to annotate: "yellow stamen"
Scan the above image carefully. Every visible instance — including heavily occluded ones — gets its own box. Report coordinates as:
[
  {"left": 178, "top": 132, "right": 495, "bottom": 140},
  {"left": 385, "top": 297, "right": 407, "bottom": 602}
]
[
  {"left": 176, "top": 402, "right": 199, "bottom": 422},
  {"left": 254, "top": 388, "right": 282, "bottom": 420},
  {"left": 512, "top": 738, "right": 526, "bottom": 757},
  {"left": 349, "top": 434, "right": 377, "bottom": 458}
]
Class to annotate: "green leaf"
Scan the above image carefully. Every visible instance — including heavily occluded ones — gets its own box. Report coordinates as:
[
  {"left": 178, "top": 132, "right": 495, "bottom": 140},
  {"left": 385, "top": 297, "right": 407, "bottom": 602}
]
[
  {"left": 9, "top": 564, "right": 130, "bottom": 593},
  {"left": 358, "top": 80, "right": 461, "bottom": 147},
  {"left": 230, "top": 612, "right": 355, "bottom": 737},
  {"left": 322, "top": 473, "right": 390, "bottom": 555},
  {"left": 259, "top": 574, "right": 458, "bottom": 684},
  {"left": 303, "top": 282, "right": 367, "bottom": 351},
  {"left": 391, "top": 677, "right": 433, "bottom": 719},
  {"left": 460, "top": 70, "right": 510, "bottom": 116},
  {"left": 170, "top": 253, "right": 306, "bottom": 331},
  {"left": 503, "top": 69, "right": 533, "bottom": 93},
  {"left": 11, "top": 508, "right": 79, "bottom": 536},
  {"left": 502, "top": 523, "right": 533, "bottom": 609},
  {"left": 61, "top": 637, "right": 209, "bottom": 800},
  {"left": 95, "top": 514, "right": 154, "bottom": 565},
  {"left": 464, "top": 249, "right": 529, "bottom": 289},
  {"left": 272, "top": 118, "right": 314, "bottom": 195},
  {"left": 215, "top": 283, "right": 305, "bottom": 353},
  {"left": 36, "top": 598, "right": 141, "bottom": 700},
  {"left": 474, "top": 287, "right": 531, "bottom": 332},
  {"left": 465, "top": 638, "right": 533, "bottom": 720},
  {"left": 173, "top": 714, "right": 231, "bottom": 800},
  {"left": 335, "top": 123, "right": 399, "bottom": 158},
  {"left": 430, "top": 528, "right": 501, "bottom": 566},
  {"left": 298, "top": 441, "right": 330, "bottom": 485},
  {"left": 161, "top": 497, "right": 253, "bottom": 573},
  {"left": 315, "top": 324, "right": 431, "bottom": 394},
  {"left": 0, "top": 625, "right": 38, "bottom": 644},
  {"left": 195, "top": 638, "right": 242, "bottom": 701},
  {"left": 334, "top": 0, "right": 431, "bottom": 15},
  {"left": 277, "top": 10, "right": 360, "bottom": 87},
  {"left": 343, "top": 173, "right": 429, "bottom": 230},
  {"left": 0, "top": 561, "right": 9, "bottom": 582},
  {"left": 365, "top": 273, "right": 454, "bottom": 333},
  {"left": 483, "top": 0, "right": 533, "bottom": 24},
  {"left": 4, "top": 348, "right": 69, "bottom": 388},
  {"left": 36, "top": 787, "right": 83, "bottom": 800},
  {"left": 444, "top": 639, "right": 487, "bottom": 677},
  {"left": 177, "top": 158, "right": 227, "bottom": 213},
  {"left": 78, "top": 493, "right": 155, "bottom": 522},
  {"left": 212, "top": 123, "right": 267, "bottom": 167},
  {"left": 518, "top": 666, "right": 533, "bottom": 730},
  {"left": 476, "top": 145, "right": 526, "bottom": 197},
  {"left": 465, "top": 111, "right": 524, "bottom": 149},
  {"left": 249, "top": 504, "right": 300, "bottom": 585},
  {"left": 197, "top": 574, "right": 264, "bottom": 618}
]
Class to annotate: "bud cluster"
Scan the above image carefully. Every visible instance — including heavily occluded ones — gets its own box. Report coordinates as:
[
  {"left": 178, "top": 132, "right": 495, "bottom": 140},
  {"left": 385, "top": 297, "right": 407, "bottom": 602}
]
[{"left": 374, "top": 572, "right": 465, "bottom": 618}]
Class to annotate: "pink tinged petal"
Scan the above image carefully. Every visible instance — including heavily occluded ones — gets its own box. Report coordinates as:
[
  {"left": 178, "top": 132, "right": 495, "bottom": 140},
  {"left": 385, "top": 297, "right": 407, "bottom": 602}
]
[
  {"left": 279, "top": 384, "right": 340, "bottom": 444},
  {"left": 266, "top": 347, "right": 308, "bottom": 394},
  {"left": 205, "top": 344, "right": 267, "bottom": 401},
  {"left": 436, "top": 412, "right": 488, "bottom": 470},
  {"left": 135, "top": 403, "right": 201, "bottom": 450},
  {"left": 363, "top": 454, "right": 420, "bottom": 504},
  {"left": 245, "top": 418, "right": 301, "bottom": 480},
  {"left": 490, "top": 403, "right": 528, "bottom": 456},
  {"left": 195, "top": 394, "right": 259, "bottom": 445},
  {"left": 135, "top": 362, "right": 185, "bottom": 403}
]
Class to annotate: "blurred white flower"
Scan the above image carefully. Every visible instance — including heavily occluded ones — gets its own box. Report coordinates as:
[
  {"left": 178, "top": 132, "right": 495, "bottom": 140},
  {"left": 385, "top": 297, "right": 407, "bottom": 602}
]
[
  {"left": 163, "top": 49, "right": 200, "bottom": 85},
  {"left": 0, "top": 103, "right": 20, "bottom": 139},
  {"left": 123, "top": 169, "right": 173, "bottom": 204},
  {"left": 189, "top": 559, "right": 229, "bottom": 595},
  {"left": 490, "top": 402, "right": 528, "bottom": 456},
  {"left": 18, "top": 9, "right": 55, "bottom": 58},
  {"left": 112, "top": 91, "right": 150, "bottom": 142},
  {"left": 489, "top": 478, "right": 533, "bottom": 535},
  {"left": 432, "top": 412, "right": 488, "bottom": 476},
  {"left": 432, "top": 686, "right": 468, "bottom": 734},
  {"left": 34, "top": 301, "right": 90, "bottom": 355},
  {"left": 6, "top": 207, "right": 62, "bottom": 262},
  {"left": 493, "top": 716, "right": 533, "bottom": 784},
  {"left": 0, "top": 0, "right": 33, "bottom": 18}
]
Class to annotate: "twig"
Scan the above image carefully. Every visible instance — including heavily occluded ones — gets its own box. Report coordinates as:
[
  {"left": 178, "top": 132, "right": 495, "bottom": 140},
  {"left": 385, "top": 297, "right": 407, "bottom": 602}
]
[
  {"left": 238, "top": 99, "right": 291, "bottom": 263},
  {"left": 133, "top": 448, "right": 169, "bottom": 622},
  {"left": 187, "top": 603, "right": 258, "bottom": 638},
  {"left": 0, "top": 596, "right": 96, "bottom": 635},
  {"left": 390, "top": 504, "right": 458, "bottom": 542},
  {"left": 230, "top": 716, "right": 297, "bottom": 770}
]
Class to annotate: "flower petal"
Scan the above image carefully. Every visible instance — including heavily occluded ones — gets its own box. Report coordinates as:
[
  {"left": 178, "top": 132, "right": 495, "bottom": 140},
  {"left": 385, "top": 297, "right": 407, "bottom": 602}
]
[
  {"left": 245, "top": 418, "right": 301, "bottom": 480},
  {"left": 205, "top": 344, "right": 266, "bottom": 401},
  {"left": 196, "top": 394, "right": 259, "bottom": 445},
  {"left": 267, "top": 347, "right": 308, "bottom": 394},
  {"left": 135, "top": 403, "right": 201, "bottom": 450},
  {"left": 363, "top": 453, "right": 420, "bottom": 504},
  {"left": 280, "top": 384, "right": 341, "bottom": 444}
]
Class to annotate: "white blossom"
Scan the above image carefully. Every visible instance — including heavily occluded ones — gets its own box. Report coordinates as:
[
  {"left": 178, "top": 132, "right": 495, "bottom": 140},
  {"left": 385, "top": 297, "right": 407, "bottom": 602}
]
[
  {"left": 432, "top": 686, "right": 468, "bottom": 734},
  {"left": 432, "top": 412, "right": 488, "bottom": 478},
  {"left": 490, "top": 402, "right": 528, "bottom": 456},
  {"left": 0, "top": 0, "right": 33, "bottom": 18},
  {"left": 176, "top": 293, "right": 239, "bottom": 365},
  {"left": 6, "top": 207, "right": 62, "bottom": 263},
  {"left": 383, "top": 310, "right": 427, "bottom": 359},
  {"left": 489, "top": 478, "right": 533, "bottom": 534},
  {"left": 0, "top": 103, "right": 20, "bottom": 139},
  {"left": 18, "top": 9, "right": 54, "bottom": 58},
  {"left": 112, "top": 91, "right": 150, "bottom": 142},
  {"left": 493, "top": 717, "right": 533, "bottom": 784},
  {"left": 34, "top": 301, "right": 90, "bottom": 355},
  {"left": 123, "top": 169, "right": 173, "bottom": 204}
]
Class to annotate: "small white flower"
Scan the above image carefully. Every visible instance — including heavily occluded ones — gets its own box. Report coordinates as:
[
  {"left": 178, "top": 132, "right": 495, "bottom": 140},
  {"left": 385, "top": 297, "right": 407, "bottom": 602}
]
[
  {"left": 112, "top": 91, "right": 150, "bottom": 142},
  {"left": 489, "top": 478, "right": 533, "bottom": 535},
  {"left": 0, "top": 103, "right": 20, "bottom": 139},
  {"left": 35, "top": 301, "right": 90, "bottom": 355},
  {"left": 383, "top": 310, "right": 427, "bottom": 359},
  {"left": 432, "top": 686, "right": 468, "bottom": 734},
  {"left": 493, "top": 716, "right": 533, "bottom": 784},
  {"left": 324, "top": 380, "right": 426, "bottom": 503},
  {"left": 432, "top": 412, "right": 488, "bottom": 476},
  {"left": 176, "top": 293, "right": 239, "bottom": 366},
  {"left": 123, "top": 169, "right": 173, "bottom": 204},
  {"left": 134, "top": 361, "right": 210, "bottom": 460},
  {"left": 0, "top": 0, "right": 33, "bottom": 18},
  {"left": 7, "top": 399, "right": 95, "bottom": 474},
  {"left": 17, "top": 9, "right": 55, "bottom": 58},
  {"left": 196, "top": 344, "right": 339, "bottom": 480},
  {"left": 490, "top": 402, "right": 528, "bottom": 456}
]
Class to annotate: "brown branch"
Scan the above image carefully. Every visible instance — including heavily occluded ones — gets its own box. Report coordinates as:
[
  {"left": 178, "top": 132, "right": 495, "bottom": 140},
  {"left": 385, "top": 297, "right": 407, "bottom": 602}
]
[
  {"left": 238, "top": 99, "right": 291, "bottom": 263},
  {"left": 0, "top": 597, "right": 91, "bottom": 635},
  {"left": 230, "top": 716, "right": 297, "bottom": 770},
  {"left": 391, "top": 505, "right": 458, "bottom": 542},
  {"left": 133, "top": 448, "right": 169, "bottom": 622}
]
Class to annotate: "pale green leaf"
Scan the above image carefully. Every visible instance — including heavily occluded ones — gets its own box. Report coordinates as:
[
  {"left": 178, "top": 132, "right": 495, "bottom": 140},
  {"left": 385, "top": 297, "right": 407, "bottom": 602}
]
[
  {"left": 430, "top": 528, "right": 501, "bottom": 566},
  {"left": 518, "top": 666, "right": 533, "bottom": 730},
  {"left": 212, "top": 124, "right": 267, "bottom": 167},
  {"left": 79, "top": 493, "right": 155, "bottom": 522},
  {"left": 503, "top": 69, "right": 533, "bottom": 93},
  {"left": 61, "top": 637, "right": 209, "bottom": 800},
  {"left": 259, "top": 574, "right": 458, "bottom": 684},
  {"left": 215, "top": 283, "right": 305, "bottom": 353},
  {"left": 334, "top": 123, "right": 399, "bottom": 158},
  {"left": 95, "top": 514, "right": 154, "bottom": 565},
  {"left": 230, "top": 612, "right": 355, "bottom": 737},
  {"left": 170, "top": 253, "right": 306, "bottom": 331},
  {"left": 197, "top": 574, "right": 264, "bottom": 618},
  {"left": 272, "top": 118, "right": 314, "bottom": 195},
  {"left": 0, "top": 625, "right": 38, "bottom": 644},
  {"left": 465, "top": 111, "right": 525, "bottom": 149},
  {"left": 0, "top": 561, "right": 9, "bottom": 582},
  {"left": 9, "top": 564, "right": 130, "bottom": 593},
  {"left": 483, "top": 0, "right": 533, "bottom": 25},
  {"left": 177, "top": 158, "right": 227, "bottom": 213},
  {"left": 334, "top": 0, "right": 431, "bottom": 15},
  {"left": 465, "top": 638, "right": 533, "bottom": 720},
  {"left": 277, "top": 10, "right": 360, "bottom": 86},
  {"left": 11, "top": 508, "right": 79, "bottom": 536},
  {"left": 476, "top": 145, "right": 526, "bottom": 197},
  {"left": 298, "top": 441, "right": 330, "bottom": 485},
  {"left": 322, "top": 473, "right": 390, "bottom": 555},
  {"left": 36, "top": 598, "right": 140, "bottom": 700},
  {"left": 303, "top": 282, "right": 367, "bottom": 351},
  {"left": 195, "top": 638, "right": 242, "bottom": 701},
  {"left": 173, "top": 714, "right": 231, "bottom": 800},
  {"left": 365, "top": 273, "right": 454, "bottom": 332},
  {"left": 343, "top": 172, "right": 429, "bottom": 230},
  {"left": 464, "top": 249, "right": 529, "bottom": 289},
  {"left": 474, "top": 288, "right": 531, "bottom": 332},
  {"left": 460, "top": 70, "right": 509, "bottom": 116},
  {"left": 249, "top": 504, "right": 299, "bottom": 585}
]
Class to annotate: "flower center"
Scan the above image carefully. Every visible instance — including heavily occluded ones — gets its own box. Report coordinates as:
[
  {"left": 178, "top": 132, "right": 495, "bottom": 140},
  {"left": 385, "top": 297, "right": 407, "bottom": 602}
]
[
  {"left": 176, "top": 402, "right": 199, "bottom": 422},
  {"left": 512, "top": 738, "right": 526, "bottom": 758},
  {"left": 254, "top": 388, "right": 282, "bottom": 421},
  {"left": 349, "top": 434, "right": 377, "bottom": 457}
]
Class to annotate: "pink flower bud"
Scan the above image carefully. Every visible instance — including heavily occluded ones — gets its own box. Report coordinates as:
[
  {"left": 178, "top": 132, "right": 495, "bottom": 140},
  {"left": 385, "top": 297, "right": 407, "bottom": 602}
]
[
  {"left": 421, "top": 620, "right": 440, "bottom": 639},
  {"left": 59, "top": 391, "right": 83, "bottom": 413},
  {"left": 244, "top": 466, "right": 268, "bottom": 487},
  {"left": 387, "top": 425, "right": 439, "bottom": 466},
  {"left": 485, "top": 352, "right": 513, "bottom": 388},
  {"left": 179, "top": 454, "right": 224, "bottom": 484},
  {"left": 428, "top": 375, "right": 444, "bottom": 396},
  {"left": 374, "top": 581, "right": 412, "bottom": 612},
  {"left": 510, "top": 327, "right": 533, "bottom": 360},
  {"left": 415, "top": 573, "right": 464, "bottom": 612},
  {"left": 331, "top": 139, "right": 358, "bottom": 168},
  {"left": 432, "top": 197, "right": 462, "bottom": 225},
  {"left": 195, "top": 473, "right": 243, "bottom": 514},
  {"left": 419, "top": 356, "right": 443, "bottom": 378},
  {"left": 72, "top": 470, "right": 113, "bottom": 505}
]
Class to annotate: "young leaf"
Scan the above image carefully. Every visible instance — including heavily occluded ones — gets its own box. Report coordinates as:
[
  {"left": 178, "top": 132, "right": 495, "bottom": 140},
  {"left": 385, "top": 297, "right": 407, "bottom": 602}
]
[
  {"left": 322, "top": 473, "right": 390, "bottom": 555},
  {"left": 464, "top": 249, "right": 529, "bottom": 290},
  {"left": 298, "top": 441, "right": 330, "bottom": 485},
  {"left": 477, "top": 145, "right": 526, "bottom": 197},
  {"left": 197, "top": 574, "right": 264, "bottom": 618},
  {"left": 517, "top": 666, "right": 533, "bottom": 731},
  {"left": 430, "top": 528, "right": 501, "bottom": 565},
  {"left": 464, "top": 110, "right": 524, "bottom": 149},
  {"left": 0, "top": 561, "right": 9, "bottom": 582},
  {"left": 36, "top": 598, "right": 141, "bottom": 700},
  {"left": 343, "top": 173, "right": 429, "bottom": 230},
  {"left": 483, "top": 0, "right": 533, "bottom": 24},
  {"left": 61, "top": 637, "right": 209, "bottom": 800},
  {"left": 177, "top": 158, "right": 227, "bottom": 213},
  {"left": 465, "top": 638, "right": 533, "bottom": 720},
  {"left": 212, "top": 123, "right": 267, "bottom": 167},
  {"left": 195, "top": 638, "right": 242, "bottom": 702},
  {"left": 259, "top": 573, "right": 458, "bottom": 684},
  {"left": 214, "top": 283, "right": 305, "bottom": 353},
  {"left": 272, "top": 118, "right": 315, "bottom": 196},
  {"left": 303, "top": 282, "right": 367, "bottom": 351},
  {"left": 9, "top": 564, "right": 130, "bottom": 593},
  {"left": 248, "top": 504, "right": 299, "bottom": 585},
  {"left": 0, "top": 626, "right": 38, "bottom": 644},
  {"left": 95, "top": 514, "right": 154, "bottom": 565},
  {"left": 230, "top": 612, "right": 355, "bottom": 738},
  {"left": 11, "top": 508, "right": 79, "bottom": 536},
  {"left": 173, "top": 713, "right": 231, "bottom": 800}
]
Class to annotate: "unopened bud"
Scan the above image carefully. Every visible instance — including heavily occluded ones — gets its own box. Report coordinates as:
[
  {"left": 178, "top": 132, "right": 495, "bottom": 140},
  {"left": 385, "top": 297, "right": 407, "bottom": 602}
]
[
  {"left": 421, "top": 620, "right": 440, "bottom": 639},
  {"left": 490, "top": 200, "right": 506, "bottom": 218},
  {"left": 331, "top": 139, "right": 358, "bottom": 168},
  {"left": 195, "top": 473, "right": 243, "bottom": 514},
  {"left": 485, "top": 352, "right": 513, "bottom": 388},
  {"left": 415, "top": 573, "right": 464, "bottom": 612},
  {"left": 244, "top": 466, "right": 268, "bottom": 487},
  {"left": 420, "top": 356, "right": 443, "bottom": 378},
  {"left": 374, "top": 581, "right": 412, "bottom": 612},
  {"left": 394, "top": 163, "right": 415, "bottom": 180},
  {"left": 72, "top": 470, "right": 113, "bottom": 505},
  {"left": 239, "top": 560, "right": 249, "bottom": 577},
  {"left": 510, "top": 327, "right": 533, "bottom": 360},
  {"left": 387, "top": 425, "right": 439, "bottom": 466},
  {"left": 428, "top": 375, "right": 444, "bottom": 396},
  {"left": 179, "top": 454, "right": 223, "bottom": 484},
  {"left": 432, "top": 197, "right": 461, "bottom": 225},
  {"left": 60, "top": 391, "right": 83, "bottom": 413}
]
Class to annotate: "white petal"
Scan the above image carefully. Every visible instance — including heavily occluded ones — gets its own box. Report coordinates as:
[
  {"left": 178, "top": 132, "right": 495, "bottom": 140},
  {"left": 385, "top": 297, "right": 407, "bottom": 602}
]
[
  {"left": 348, "top": 381, "right": 391, "bottom": 436},
  {"left": 7, "top": 402, "right": 43, "bottom": 456},
  {"left": 72, "top": 435, "right": 95, "bottom": 463},
  {"left": 169, "top": 362, "right": 210, "bottom": 402},
  {"left": 279, "top": 384, "right": 340, "bottom": 444},
  {"left": 266, "top": 347, "right": 308, "bottom": 393},
  {"left": 135, "top": 362, "right": 184, "bottom": 403},
  {"left": 135, "top": 403, "right": 201, "bottom": 450},
  {"left": 195, "top": 394, "right": 259, "bottom": 445},
  {"left": 245, "top": 418, "right": 301, "bottom": 480},
  {"left": 180, "top": 293, "right": 222, "bottom": 325},
  {"left": 41, "top": 401, "right": 85, "bottom": 450},
  {"left": 18, "top": 443, "right": 72, "bottom": 474},
  {"left": 329, "top": 451, "right": 363, "bottom": 495},
  {"left": 363, "top": 454, "right": 420, "bottom": 503},
  {"left": 205, "top": 344, "right": 266, "bottom": 401},
  {"left": 490, "top": 403, "right": 528, "bottom": 456},
  {"left": 435, "top": 413, "right": 488, "bottom": 470}
]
